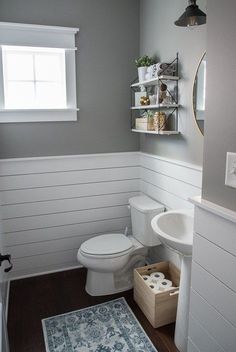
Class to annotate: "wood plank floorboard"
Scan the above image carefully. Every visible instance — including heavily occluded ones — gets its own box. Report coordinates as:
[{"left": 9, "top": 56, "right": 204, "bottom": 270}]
[{"left": 8, "top": 268, "right": 179, "bottom": 352}]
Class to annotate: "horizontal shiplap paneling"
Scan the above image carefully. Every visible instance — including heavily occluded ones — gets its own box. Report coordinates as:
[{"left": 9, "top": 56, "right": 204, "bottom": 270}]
[
  {"left": 2, "top": 192, "right": 137, "bottom": 219},
  {"left": 0, "top": 152, "right": 140, "bottom": 176},
  {"left": 0, "top": 166, "right": 139, "bottom": 191},
  {"left": 11, "top": 249, "right": 79, "bottom": 278},
  {"left": 140, "top": 153, "right": 202, "bottom": 188},
  {"left": 189, "top": 201, "right": 236, "bottom": 352},
  {"left": 140, "top": 153, "right": 202, "bottom": 211},
  {"left": 140, "top": 180, "right": 192, "bottom": 210},
  {"left": 0, "top": 151, "right": 203, "bottom": 279},
  {"left": 3, "top": 217, "right": 131, "bottom": 246},
  {"left": 187, "top": 339, "right": 201, "bottom": 352},
  {"left": 3, "top": 205, "right": 131, "bottom": 233},
  {"left": 1, "top": 179, "right": 139, "bottom": 205},
  {"left": 191, "top": 262, "right": 236, "bottom": 327},
  {"left": 141, "top": 167, "right": 200, "bottom": 201},
  {"left": 194, "top": 206, "right": 236, "bottom": 257},
  {"left": 190, "top": 290, "right": 236, "bottom": 352},
  {"left": 188, "top": 314, "right": 225, "bottom": 352},
  {"left": 193, "top": 233, "right": 236, "bottom": 293},
  {"left": 140, "top": 152, "right": 202, "bottom": 267},
  {"left": 0, "top": 152, "right": 140, "bottom": 279}
]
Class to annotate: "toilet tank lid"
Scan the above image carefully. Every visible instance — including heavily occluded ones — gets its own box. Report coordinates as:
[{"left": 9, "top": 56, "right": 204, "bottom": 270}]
[{"left": 129, "top": 195, "right": 164, "bottom": 213}]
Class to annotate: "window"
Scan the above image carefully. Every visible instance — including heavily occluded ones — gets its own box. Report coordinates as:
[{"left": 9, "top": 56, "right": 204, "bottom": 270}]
[
  {"left": 2, "top": 46, "right": 67, "bottom": 109},
  {"left": 0, "top": 22, "right": 79, "bottom": 122}
]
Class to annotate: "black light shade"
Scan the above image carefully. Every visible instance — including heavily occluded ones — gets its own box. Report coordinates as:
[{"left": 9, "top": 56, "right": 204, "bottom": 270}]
[{"left": 175, "top": 0, "right": 206, "bottom": 27}]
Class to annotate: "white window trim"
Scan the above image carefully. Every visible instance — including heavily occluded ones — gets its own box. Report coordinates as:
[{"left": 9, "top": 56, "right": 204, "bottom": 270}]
[{"left": 0, "top": 22, "right": 79, "bottom": 123}]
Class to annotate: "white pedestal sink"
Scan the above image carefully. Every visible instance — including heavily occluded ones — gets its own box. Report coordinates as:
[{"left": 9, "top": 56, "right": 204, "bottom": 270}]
[{"left": 151, "top": 209, "right": 194, "bottom": 352}]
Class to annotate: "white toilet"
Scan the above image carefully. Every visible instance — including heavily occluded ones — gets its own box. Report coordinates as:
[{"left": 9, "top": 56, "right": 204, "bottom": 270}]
[{"left": 77, "top": 195, "right": 164, "bottom": 296}]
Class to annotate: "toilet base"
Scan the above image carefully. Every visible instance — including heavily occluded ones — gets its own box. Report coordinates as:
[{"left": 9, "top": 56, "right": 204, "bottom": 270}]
[
  {"left": 85, "top": 269, "right": 134, "bottom": 296},
  {"left": 80, "top": 236, "right": 148, "bottom": 296}
]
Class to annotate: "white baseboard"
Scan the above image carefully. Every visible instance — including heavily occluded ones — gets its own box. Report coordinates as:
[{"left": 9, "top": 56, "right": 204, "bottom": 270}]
[{"left": 10, "top": 264, "right": 83, "bottom": 282}]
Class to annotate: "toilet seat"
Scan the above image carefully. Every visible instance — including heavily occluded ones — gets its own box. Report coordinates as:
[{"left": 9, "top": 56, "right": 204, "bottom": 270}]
[{"left": 80, "top": 233, "right": 133, "bottom": 258}]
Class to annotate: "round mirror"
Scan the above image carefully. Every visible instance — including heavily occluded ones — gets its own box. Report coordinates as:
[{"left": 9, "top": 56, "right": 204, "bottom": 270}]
[{"left": 193, "top": 53, "right": 206, "bottom": 135}]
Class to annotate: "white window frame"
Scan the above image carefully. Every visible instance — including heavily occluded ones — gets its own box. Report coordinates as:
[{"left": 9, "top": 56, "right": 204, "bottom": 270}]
[{"left": 0, "top": 22, "right": 79, "bottom": 123}]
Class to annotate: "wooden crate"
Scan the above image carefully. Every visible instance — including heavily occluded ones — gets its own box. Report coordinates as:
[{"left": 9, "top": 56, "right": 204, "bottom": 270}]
[{"left": 134, "top": 261, "right": 180, "bottom": 328}]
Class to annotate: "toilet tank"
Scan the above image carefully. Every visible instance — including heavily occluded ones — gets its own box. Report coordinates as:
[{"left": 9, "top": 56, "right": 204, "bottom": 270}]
[{"left": 129, "top": 195, "right": 165, "bottom": 247}]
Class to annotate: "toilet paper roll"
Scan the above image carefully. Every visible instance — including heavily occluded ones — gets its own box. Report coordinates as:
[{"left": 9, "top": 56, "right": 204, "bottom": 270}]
[
  {"left": 150, "top": 272, "right": 165, "bottom": 282},
  {"left": 141, "top": 275, "right": 152, "bottom": 283},
  {"left": 159, "top": 279, "right": 173, "bottom": 291},
  {"left": 148, "top": 282, "right": 160, "bottom": 293}
]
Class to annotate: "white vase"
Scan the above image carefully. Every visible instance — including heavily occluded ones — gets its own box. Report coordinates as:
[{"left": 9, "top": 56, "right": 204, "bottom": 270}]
[{"left": 138, "top": 66, "right": 147, "bottom": 82}]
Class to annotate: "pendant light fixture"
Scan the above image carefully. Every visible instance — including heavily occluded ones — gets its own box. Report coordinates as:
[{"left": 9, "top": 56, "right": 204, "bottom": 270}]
[{"left": 175, "top": 0, "right": 206, "bottom": 27}]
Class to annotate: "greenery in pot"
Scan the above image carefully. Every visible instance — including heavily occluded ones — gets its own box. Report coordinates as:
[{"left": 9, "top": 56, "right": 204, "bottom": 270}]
[
  {"left": 135, "top": 55, "right": 156, "bottom": 68},
  {"left": 142, "top": 110, "right": 155, "bottom": 131},
  {"left": 145, "top": 109, "right": 154, "bottom": 120}
]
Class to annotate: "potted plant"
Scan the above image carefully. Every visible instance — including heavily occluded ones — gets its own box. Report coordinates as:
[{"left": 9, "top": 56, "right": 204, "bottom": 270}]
[{"left": 135, "top": 55, "right": 155, "bottom": 82}]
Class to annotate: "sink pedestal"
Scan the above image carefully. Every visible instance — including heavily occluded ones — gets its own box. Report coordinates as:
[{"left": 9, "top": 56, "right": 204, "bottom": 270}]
[{"left": 174, "top": 255, "right": 192, "bottom": 352}]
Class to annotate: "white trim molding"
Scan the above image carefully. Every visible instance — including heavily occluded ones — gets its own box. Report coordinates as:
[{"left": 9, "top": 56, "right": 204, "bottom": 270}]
[
  {"left": 190, "top": 195, "right": 236, "bottom": 224},
  {"left": 0, "top": 22, "right": 79, "bottom": 34}
]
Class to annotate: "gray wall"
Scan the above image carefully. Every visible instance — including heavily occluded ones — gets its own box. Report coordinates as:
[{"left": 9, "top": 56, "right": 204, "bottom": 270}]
[
  {"left": 139, "top": 0, "right": 206, "bottom": 166},
  {"left": 0, "top": 0, "right": 139, "bottom": 158},
  {"left": 202, "top": 0, "right": 236, "bottom": 211}
]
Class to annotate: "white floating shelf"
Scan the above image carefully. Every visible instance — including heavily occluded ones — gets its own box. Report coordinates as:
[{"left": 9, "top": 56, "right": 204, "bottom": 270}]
[
  {"left": 131, "top": 129, "right": 180, "bottom": 135},
  {"left": 131, "top": 75, "right": 179, "bottom": 88},
  {"left": 131, "top": 104, "right": 179, "bottom": 110}
]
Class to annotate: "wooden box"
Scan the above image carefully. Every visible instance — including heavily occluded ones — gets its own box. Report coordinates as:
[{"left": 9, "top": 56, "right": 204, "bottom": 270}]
[
  {"left": 134, "top": 261, "right": 180, "bottom": 328},
  {"left": 135, "top": 117, "right": 154, "bottom": 131}
]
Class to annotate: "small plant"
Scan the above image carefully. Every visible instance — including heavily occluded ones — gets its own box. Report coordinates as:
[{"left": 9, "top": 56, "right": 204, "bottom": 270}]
[
  {"left": 145, "top": 110, "right": 154, "bottom": 120},
  {"left": 142, "top": 110, "right": 154, "bottom": 119},
  {"left": 135, "top": 55, "right": 155, "bottom": 68},
  {"left": 141, "top": 110, "right": 155, "bottom": 131}
]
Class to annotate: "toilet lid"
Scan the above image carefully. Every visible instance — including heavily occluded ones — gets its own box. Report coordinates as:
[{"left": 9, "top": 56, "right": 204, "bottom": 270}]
[{"left": 80, "top": 233, "right": 133, "bottom": 256}]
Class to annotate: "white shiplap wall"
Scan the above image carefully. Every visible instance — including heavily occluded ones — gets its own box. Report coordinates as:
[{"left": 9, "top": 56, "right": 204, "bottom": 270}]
[
  {"left": 139, "top": 152, "right": 202, "bottom": 268},
  {"left": 0, "top": 151, "right": 202, "bottom": 279},
  {"left": 188, "top": 200, "right": 236, "bottom": 352},
  {"left": 0, "top": 152, "right": 140, "bottom": 279},
  {"left": 140, "top": 152, "right": 202, "bottom": 209}
]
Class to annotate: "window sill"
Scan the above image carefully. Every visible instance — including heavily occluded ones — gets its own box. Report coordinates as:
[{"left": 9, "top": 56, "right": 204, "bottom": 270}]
[{"left": 0, "top": 108, "right": 79, "bottom": 123}]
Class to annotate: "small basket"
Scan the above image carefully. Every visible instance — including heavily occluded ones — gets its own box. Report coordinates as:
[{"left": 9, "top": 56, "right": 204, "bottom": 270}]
[{"left": 135, "top": 117, "right": 154, "bottom": 131}]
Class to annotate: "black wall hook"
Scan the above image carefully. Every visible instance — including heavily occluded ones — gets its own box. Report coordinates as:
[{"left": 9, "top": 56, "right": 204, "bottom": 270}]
[{"left": 0, "top": 253, "right": 13, "bottom": 273}]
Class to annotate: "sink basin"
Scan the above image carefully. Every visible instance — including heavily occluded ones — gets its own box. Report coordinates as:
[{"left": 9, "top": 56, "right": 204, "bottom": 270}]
[{"left": 151, "top": 209, "right": 194, "bottom": 256}]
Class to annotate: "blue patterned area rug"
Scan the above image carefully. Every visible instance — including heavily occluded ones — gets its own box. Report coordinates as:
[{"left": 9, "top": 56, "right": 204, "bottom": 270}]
[{"left": 42, "top": 297, "right": 157, "bottom": 352}]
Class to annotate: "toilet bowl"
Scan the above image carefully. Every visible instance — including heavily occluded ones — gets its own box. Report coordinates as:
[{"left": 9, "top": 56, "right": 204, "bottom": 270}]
[
  {"left": 78, "top": 233, "right": 147, "bottom": 296},
  {"left": 77, "top": 195, "right": 164, "bottom": 296}
]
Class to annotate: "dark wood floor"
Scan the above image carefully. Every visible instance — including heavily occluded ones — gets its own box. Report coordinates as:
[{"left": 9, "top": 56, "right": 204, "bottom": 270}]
[{"left": 8, "top": 268, "right": 179, "bottom": 352}]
